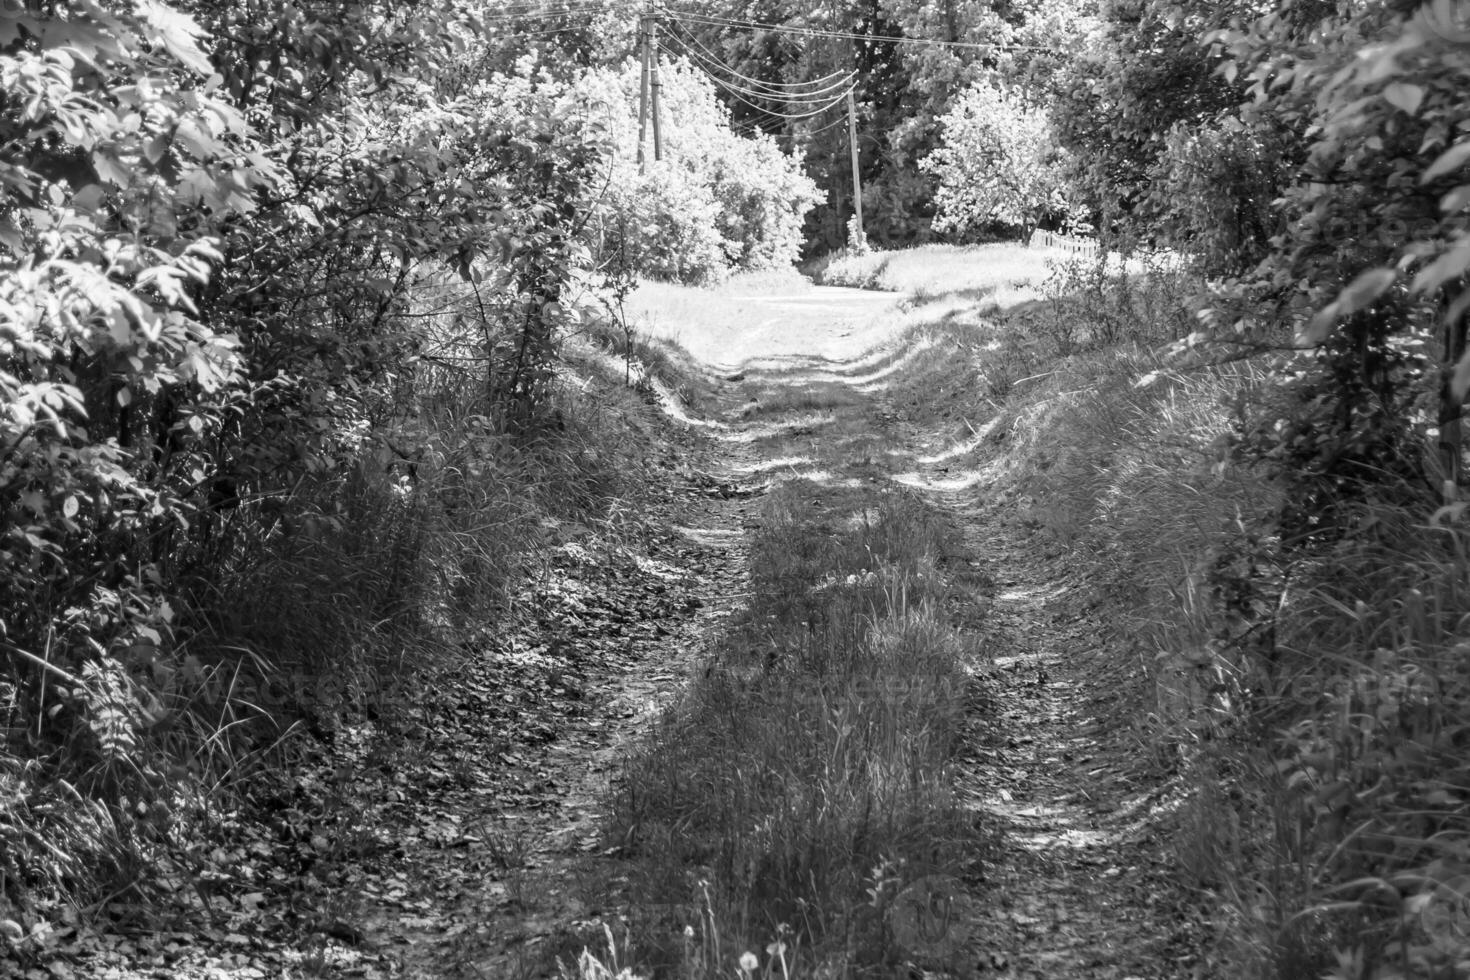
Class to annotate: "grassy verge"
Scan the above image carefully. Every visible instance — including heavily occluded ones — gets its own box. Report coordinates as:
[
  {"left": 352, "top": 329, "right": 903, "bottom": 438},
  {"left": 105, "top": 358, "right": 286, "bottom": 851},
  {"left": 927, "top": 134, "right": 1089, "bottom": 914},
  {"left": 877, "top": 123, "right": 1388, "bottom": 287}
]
[
  {"left": 0, "top": 273, "right": 677, "bottom": 950},
  {"left": 603, "top": 483, "right": 984, "bottom": 977},
  {"left": 854, "top": 244, "right": 1470, "bottom": 979}
]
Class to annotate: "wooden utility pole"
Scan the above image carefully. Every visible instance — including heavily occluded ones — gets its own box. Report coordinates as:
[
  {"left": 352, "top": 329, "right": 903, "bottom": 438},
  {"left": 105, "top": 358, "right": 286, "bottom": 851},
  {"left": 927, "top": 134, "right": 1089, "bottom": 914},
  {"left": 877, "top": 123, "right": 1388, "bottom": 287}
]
[
  {"left": 846, "top": 87, "right": 864, "bottom": 248},
  {"left": 636, "top": 13, "right": 651, "bottom": 172},
  {"left": 649, "top": 14, "right": 663, "bottom": 163}
]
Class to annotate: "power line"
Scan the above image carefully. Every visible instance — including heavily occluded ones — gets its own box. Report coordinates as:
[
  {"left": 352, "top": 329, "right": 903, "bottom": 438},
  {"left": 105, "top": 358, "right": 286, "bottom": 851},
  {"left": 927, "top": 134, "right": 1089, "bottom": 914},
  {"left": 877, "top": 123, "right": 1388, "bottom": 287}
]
[
  {"left": 667, "top": 38, "right": 854, "bottom": 101},
  {"left": 666, "top": 20, "right": 854, "bottom": 96},
  {"left": 667, "top": 8, "right": 1061, "bottom": 54},
  {"left": 682, "top": 57, "right": 856, "bottom": 121},
  {"left": 480, "top": 3, "right": 628, "bottom": 29},
  {"left": 793, "top": 112, "right": 852, "bottom": 140},
  {"left": 668, "top": 33, "right": 855, "bottom": 106},
  {"left": 482, "top": 24, "right": 609, "bottom": 41}
]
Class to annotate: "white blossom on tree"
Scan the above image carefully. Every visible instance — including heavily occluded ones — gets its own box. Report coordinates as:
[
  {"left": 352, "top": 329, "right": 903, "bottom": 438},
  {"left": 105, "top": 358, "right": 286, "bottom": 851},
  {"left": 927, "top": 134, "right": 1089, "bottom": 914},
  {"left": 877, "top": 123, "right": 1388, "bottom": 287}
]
[{"left": 921, "top": 81, "right": 1068, "bottom": 237}]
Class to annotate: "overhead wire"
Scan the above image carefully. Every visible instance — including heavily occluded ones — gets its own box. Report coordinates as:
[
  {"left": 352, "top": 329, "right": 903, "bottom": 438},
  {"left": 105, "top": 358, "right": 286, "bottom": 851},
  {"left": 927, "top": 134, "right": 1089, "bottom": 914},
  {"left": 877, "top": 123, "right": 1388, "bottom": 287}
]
[
  {"left": 686, "top": 64, "right": 855, "bottom": 121},
  {"left": 668, "top": 35, "right": 854, "bottom": 106},
  {"left": 471, "top": 5, "right": 886, "bottom": 147},
  {"left": 792, "top": 112, "right": 852, "bottom": 140},
  {"left": 672, "top": 48, "right": 852, "bottom": 103},
  {"left": 667, "top": 40, "right": 854, "bottom": 101},
  {"left": 658, "top": 17, "right": 859, "bottom": 128},
  {"left": 666, "top": 8, "right": 1061, "bottom": 54},
  {"left": 482, "top": 24, "right": 608, "bottom": 41},
  {"left": 712, "top": 82, "right": 852, "bottom": 120},
  {"left": 665, "top": 20, "right": 854, "bottom": 95}
]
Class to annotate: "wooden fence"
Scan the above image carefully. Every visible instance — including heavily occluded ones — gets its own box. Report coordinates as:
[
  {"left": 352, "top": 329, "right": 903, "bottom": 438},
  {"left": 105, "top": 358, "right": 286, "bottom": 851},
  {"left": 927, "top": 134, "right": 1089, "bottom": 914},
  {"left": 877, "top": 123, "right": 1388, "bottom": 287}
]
[{"left": 1028, "top": 229, "right": 1099, "bottom": 257}]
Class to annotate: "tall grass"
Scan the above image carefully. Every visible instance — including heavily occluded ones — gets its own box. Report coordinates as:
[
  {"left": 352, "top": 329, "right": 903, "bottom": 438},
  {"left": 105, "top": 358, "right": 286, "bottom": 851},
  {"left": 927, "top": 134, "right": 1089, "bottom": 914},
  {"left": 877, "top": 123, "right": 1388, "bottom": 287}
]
[
  {"left": 961, "top": 247, "right": 1470, "bottom": 978},
  {"left": 0, "top": 273, "right": 668, "bottom": 926},
  {"left": 607, "top": 486, "right": 983, "bottom": 977},
  {"left": 1194, "top": 500, "right": 1470, "bottom": 980}
]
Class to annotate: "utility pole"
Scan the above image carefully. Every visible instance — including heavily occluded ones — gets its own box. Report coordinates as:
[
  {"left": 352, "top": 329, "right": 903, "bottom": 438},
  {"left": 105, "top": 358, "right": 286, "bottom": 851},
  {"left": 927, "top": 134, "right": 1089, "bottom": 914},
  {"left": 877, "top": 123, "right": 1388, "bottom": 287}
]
[
  {"left": 846, "top": 87, "right": 864, "bottom": 249},
  {"left": 636, "top": 12, "right": 651, "bottom": 172},
  {"left": 649, "top": 12, "right": 663, "bottom": 163}
]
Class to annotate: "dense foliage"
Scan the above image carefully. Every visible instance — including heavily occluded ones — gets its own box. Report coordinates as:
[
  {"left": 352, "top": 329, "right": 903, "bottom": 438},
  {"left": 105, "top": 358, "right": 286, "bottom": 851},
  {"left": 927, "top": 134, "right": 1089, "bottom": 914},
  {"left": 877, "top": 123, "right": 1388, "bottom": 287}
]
[
  {"left": 1043, "top": 0, "right": 1470, "bottom": 975},
  {"left": 576, "top": 57, "right": 823, "bottom": 283},
  {"left": 674, "top": 0, "right": 1077, "bottom": 252},
  {"left": 0, "top": 0, "right": 600, "bottom": 904},
  {"left": 922, "top": 79, "right": 1071, "bottom": 237},
  {"left": 9, "top": 0, "right": 1470, "bottom": 974},
  {"left": 0, "top": 0, "right": 817, "bottom": 919}
]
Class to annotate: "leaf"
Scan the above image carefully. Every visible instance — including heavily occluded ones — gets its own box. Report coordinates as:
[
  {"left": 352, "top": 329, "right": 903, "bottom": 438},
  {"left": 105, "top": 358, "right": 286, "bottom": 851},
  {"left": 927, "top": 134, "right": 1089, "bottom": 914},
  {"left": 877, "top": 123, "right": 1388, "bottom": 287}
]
[
  {"left": 1304, "top": 267, "right": 1399, "bottom": 343},
  {"left": 1443, "top": 185, "right": 1470, "bottom": 214},
  {"left": 143, "top": 133, "right": 170, "bottom": 166},
  {"left": 0, "top": 218, "right": 20, "bottom": 255},
  {"left": 1383, "top": 82, "right": 1424, "bottom": 115},
  {"left": 1451, "top": 344, "right": 1470, "bottom": 402},
  {"left": 1423, "top": 140, "right": 1470, "bottom": 184},
  {"left": 1412, "top": 239, "right": 1470, "bottom": 296},
  {"left": 1446, "top": 285, "right": 1470, "bottom": 327},
  {"left": 134, "top": 0, "right": 211, "bottom": 75}
]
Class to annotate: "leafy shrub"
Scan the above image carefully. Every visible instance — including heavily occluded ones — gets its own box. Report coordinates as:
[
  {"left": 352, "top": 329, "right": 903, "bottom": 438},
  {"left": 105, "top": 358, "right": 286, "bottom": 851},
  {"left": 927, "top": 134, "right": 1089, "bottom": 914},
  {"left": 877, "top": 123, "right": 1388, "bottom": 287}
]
[
  {"left": 922, "top": 80, "right": 1074, "bottom": 239},
  {"left": 603, "top": 164, "right": 733, "bottom": 285},
  {"left": 0, "top": 0, "right": 617, "bottom": 918},
  {"left": 574, "top": 58, "right": 822, "bottom": 283},
  {"left": 1140, "top": 117, "right": 1287, "bottom": 275}
]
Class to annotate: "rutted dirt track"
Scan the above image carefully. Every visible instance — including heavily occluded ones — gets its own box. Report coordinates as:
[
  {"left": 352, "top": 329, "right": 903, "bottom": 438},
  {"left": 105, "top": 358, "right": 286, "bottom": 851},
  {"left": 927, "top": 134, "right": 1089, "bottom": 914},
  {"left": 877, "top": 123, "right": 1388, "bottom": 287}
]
[
  {"left": 396, "top": 283, "right": 1206, "bottom": 978},
  {"left": 390, "top": 283, "right": 1208, "bottom": 977},
  {"left": 73, "top": 286, "right": 1204, "bottom": 979}
]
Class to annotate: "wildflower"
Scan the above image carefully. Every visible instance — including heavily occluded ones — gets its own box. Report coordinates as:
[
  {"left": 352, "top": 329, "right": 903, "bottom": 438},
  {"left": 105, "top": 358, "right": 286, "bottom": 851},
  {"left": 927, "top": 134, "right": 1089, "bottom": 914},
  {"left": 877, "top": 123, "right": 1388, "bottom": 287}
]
[{"left": 739, "top": 951, "right": 759, "bottom": 973}]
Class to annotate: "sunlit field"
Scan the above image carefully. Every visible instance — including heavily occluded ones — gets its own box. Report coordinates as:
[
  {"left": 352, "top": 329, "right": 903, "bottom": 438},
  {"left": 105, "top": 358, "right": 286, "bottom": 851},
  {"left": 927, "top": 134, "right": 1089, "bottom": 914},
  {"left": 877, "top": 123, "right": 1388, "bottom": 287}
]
[
  {"left": 811, "top": 241, "right": 1070, "bottom": 300},
  {"left": 811, "top": 240, "right": 1177, "bottom": 311},
  {"left": 624, "top": 270, "right": 903, "bottom": 366}
]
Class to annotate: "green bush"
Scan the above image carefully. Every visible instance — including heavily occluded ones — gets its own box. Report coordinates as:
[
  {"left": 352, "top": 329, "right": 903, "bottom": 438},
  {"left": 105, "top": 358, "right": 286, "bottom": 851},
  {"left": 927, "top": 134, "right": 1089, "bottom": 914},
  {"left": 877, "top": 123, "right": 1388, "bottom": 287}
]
[
  {"left": 574, "top": 58, "right": 822, "bottom": 283},
  {"left": 0, "top": 0, "right": 623, "bottom": 917}
]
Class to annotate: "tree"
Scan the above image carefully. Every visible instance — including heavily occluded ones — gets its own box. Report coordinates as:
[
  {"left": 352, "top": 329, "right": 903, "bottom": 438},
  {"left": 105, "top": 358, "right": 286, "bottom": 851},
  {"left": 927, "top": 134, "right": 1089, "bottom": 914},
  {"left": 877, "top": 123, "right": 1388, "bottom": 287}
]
[
  {"left": 1200, "top": 0, "right": 1469, "bottom": 522},
  {"left": 1045, "top": 0, "right": 1254, "bottom": 247},
  {"left": 672, "top": 0, "right": 1069, "bottom": 253},
  {"left": 0, "top": 0, "right": 609, "bottom": 908},
  {"left": 922, "top": 80, "right": 1068, "bottom": 238},
  {"left": 573, "top": 56, "right": 822, "bottom": 283}
]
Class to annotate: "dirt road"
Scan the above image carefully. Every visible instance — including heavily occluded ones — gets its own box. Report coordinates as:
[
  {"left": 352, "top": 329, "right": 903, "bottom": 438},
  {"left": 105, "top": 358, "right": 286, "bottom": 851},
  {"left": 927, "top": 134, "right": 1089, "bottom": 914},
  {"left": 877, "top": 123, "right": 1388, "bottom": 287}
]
[
  {"left": 152, "top": 282, "right": 1203, "bottom": 979},
  {"left": 432, "top": 281, "right": 1208, "bottom": 977}
]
